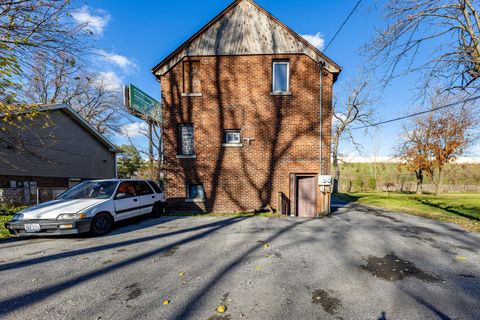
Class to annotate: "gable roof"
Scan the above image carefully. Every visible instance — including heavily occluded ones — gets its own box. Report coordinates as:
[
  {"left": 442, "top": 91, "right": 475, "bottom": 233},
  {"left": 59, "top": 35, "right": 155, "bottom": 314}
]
[
  {"left": 3, "top": 104, "right": 119, "bottom": 153},
  {"left": 152, "top": 0, "right": 341, "bottom": 76}
]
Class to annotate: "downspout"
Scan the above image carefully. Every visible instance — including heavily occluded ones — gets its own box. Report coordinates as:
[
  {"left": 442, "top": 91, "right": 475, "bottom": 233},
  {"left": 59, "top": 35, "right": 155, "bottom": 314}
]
[
  {"left": 318, "top": 60, "right": 330, "bottom": 216},
  {"left": 318, "top": 60, "right": 325, "bottom": 175}
]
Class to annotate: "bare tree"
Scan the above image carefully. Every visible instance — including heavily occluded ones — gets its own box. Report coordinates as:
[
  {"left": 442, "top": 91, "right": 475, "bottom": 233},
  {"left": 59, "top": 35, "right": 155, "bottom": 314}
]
[
  {"left": 1, "top": 0, "right": 87, "bottom": 104},
  {"left": 19, "top": 52, "right": 126, "bottom": 136},
  {"left": 368, "top": 0, "right": 480, "bottom": 95},
  {"left": 332, "top": 77, "right": 376, "bottom": 194}
]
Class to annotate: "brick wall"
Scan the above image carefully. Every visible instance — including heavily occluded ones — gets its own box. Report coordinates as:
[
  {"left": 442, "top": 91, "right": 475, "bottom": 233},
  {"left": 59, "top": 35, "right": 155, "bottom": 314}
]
[{"left": 160, "top": 54, "right": 333, "bottom": 214}]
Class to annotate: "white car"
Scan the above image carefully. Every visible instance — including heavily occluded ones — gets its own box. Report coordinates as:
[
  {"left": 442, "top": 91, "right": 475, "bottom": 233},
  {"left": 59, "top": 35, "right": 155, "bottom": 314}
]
[{"left": 5, "top": 179, "right": 166, "bottom": 237}]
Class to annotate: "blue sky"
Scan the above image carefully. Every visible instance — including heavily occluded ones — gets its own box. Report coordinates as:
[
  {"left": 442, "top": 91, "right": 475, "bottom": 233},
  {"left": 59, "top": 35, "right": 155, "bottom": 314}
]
[{"left": 81, "top": 0, "right": 479, "bottom": 158}]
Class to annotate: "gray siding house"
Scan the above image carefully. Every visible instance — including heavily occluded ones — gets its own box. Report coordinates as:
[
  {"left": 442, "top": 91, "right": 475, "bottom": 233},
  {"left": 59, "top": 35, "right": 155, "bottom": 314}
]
[{"left": 0, "top": 104, "right": 118, "bottom": 193}]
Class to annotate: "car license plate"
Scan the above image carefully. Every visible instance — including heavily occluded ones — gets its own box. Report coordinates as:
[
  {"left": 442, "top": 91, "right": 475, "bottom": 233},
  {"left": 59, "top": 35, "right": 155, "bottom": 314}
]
[{"left": 24, "top": 224, "right": 41, "bottom": 233}]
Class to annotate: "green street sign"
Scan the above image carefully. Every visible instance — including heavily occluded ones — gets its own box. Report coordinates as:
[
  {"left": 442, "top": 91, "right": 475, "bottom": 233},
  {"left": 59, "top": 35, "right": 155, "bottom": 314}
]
[{"left": 124, "top": 84, "right": 161, "bottom": 120}]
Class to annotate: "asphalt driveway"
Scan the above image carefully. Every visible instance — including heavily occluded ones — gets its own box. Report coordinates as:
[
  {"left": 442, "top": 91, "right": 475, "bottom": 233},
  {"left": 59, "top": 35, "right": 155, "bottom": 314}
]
[{"left": 0, "top": 203, "right": 479, "bottom": 320}]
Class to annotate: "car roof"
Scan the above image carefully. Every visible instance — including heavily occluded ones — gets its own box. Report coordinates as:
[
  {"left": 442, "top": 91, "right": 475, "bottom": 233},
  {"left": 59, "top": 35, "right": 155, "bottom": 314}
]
[{"left": 85, "top": 179, "right": 154, "bottom": 183}]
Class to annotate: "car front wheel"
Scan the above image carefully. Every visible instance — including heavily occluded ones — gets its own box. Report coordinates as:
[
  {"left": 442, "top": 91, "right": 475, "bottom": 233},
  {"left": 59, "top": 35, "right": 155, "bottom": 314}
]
[{"left": 90, "top": 212, "right": 113, "bottom": 236}]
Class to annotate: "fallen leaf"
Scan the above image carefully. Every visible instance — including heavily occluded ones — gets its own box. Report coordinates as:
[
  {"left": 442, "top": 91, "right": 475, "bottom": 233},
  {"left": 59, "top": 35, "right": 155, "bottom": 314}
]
[
  {"left": 263, "top": 243, "right": 270, "bottom": 249},
  {"left": 255, "top": 265, "right": 263, "bottom": 271},
  {"left": 216, "top": 305, "right": 226, "bottom": 313},
  {"left": 163, "top": 299, "right": 170, "bottom": 305},
  {"left": 179, "top": 272, "right": 185, "bottom": 276},
  {"left": 456, "top": 255, "right": 466, "bottom": 260}
]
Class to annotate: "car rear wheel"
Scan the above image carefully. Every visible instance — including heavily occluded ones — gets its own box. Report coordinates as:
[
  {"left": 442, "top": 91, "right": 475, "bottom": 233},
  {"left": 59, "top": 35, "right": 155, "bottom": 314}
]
[
  {"left": 90, "top": 212, "right": 113, "bottom": 236},
  {"left": 151, "top": 202, "right": 165, "bottom": 216}
]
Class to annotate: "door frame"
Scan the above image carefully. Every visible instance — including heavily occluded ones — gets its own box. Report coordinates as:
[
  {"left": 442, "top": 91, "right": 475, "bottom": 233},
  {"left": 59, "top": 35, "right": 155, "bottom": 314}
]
[{"left": 289, "top": 173, "right": 317, "bottom": 217}]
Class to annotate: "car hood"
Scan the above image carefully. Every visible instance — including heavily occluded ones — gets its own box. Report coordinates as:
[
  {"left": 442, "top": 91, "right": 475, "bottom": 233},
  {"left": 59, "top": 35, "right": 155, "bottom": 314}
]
[{"left": 18, "top": 199, "right": 108, "bottom": 220}]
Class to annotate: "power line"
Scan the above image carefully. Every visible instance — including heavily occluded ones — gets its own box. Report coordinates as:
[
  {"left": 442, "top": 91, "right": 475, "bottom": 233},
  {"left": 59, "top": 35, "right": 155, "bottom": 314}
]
[
  {"left": 350, "top": 96, "right": 480, "bottom": 131},
  {"left": 323, "top": 0, "right": 363, "bottom": 53}
]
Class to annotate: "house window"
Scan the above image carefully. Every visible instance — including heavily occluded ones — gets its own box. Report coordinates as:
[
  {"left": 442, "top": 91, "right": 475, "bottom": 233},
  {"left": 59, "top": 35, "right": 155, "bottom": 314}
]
[
  {"left": 272, "top": 61, "right": 290, "bottom": 93},
  {"left": 178, "top": 124, "right": 194, "bottom": 155},
  {"left": 188, "top": 183, "right": 205, "bottom": 200},
  {"left": 224, "top": 130, "right": 241, "bottom": 144},
  {"left": 183, "top": 61, "right": 201, "bottom": 93}
]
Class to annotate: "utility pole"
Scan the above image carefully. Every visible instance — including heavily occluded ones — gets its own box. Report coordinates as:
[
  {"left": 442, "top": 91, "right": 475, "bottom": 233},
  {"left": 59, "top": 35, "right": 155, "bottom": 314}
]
[{"left": 148, "top": 121, "right": 154, "bottom": 178}]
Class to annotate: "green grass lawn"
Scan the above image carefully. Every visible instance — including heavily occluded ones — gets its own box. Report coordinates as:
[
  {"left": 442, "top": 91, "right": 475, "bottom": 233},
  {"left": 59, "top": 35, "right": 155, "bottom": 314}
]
[{"left": 336, "top": 192, "right": 480, "bottom": 232}]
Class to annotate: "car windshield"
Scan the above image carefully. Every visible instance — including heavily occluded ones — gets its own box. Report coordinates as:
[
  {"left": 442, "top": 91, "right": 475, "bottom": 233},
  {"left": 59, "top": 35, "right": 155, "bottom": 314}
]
[{"left": 58, "top": 181, "right": 118, "bottom": 200}]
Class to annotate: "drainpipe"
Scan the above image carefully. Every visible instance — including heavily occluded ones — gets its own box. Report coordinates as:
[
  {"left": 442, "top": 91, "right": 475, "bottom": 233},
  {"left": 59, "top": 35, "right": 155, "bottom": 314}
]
[
  {"left": 318, "top": 60, "right": 330, "bottom": 216},
  {"left": 318, "top": 60, "right": 325, "bottom": 175}
]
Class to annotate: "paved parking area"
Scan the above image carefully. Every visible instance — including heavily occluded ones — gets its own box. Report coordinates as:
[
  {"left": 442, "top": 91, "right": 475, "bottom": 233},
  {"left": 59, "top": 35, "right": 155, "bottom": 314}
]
[{"left": 0, "top": 203, "right": 479, "bottom": 320}]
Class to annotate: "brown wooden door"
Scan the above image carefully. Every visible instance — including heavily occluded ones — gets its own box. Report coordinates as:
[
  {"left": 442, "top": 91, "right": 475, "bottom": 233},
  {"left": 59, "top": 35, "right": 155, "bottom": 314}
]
[{"left": 297, "top": 176, "right": 316, "bottom": 217}]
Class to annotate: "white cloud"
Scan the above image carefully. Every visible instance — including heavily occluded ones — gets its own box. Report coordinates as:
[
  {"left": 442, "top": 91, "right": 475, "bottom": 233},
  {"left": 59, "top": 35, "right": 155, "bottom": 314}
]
[
  {"left": 72, "top": 6, "right": 111, "bottom": 36},
  {"left": 97, "top": 71, "right": 123, "bottom": 91},
  {"left": 301, "top": 32, "right": 325, "bottom": 51},
  {"left": 95, "top": 49, "right": 137, "bottom": 71},
  {"left": 121, "top": 122, "right": 148, "bottom": 138}
]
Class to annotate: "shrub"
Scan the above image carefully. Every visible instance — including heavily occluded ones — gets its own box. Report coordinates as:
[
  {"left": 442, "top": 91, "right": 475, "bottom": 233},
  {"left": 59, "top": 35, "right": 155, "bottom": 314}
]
[{"left": 0, "top": 205, "right": 25, "bottom": 216}]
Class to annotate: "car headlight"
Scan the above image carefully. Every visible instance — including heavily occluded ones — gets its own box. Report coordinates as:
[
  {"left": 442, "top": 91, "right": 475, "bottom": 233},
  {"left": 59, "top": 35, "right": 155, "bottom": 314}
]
[
  {"left": 56, "top": 213, "right": 87, "bottom": 220},
  {"left": 10, "top": 214, "right": 24, "bottom": 221}
]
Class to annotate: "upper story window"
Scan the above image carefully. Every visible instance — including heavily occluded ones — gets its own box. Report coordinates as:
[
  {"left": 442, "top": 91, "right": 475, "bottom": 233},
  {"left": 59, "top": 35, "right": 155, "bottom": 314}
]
[
  {"left": 272, "top": 61, "right": 290, "bottom": 93},
  {"left": 178, "top": 124, "right": 194, "bottom": 156},
  {"left": 183, "top": 61, "right": 201, "bottom": 94}
]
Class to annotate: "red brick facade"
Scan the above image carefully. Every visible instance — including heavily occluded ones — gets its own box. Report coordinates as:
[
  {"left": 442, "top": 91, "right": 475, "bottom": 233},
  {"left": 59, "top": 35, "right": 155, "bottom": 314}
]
[{"left": 159, "top": 54, "right": 334, "bottom": 214}]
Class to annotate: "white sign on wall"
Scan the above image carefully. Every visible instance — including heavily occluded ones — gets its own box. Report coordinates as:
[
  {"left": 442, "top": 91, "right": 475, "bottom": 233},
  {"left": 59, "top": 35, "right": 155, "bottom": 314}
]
[{"left": 318, "top": 175, "right": 332, "bottom": 186}]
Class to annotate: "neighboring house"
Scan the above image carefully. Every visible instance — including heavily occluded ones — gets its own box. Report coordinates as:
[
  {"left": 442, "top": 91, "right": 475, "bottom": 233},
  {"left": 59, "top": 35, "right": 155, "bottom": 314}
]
[
  {"left": 0, "top": 104, "right": 118, "bottom": 198},
  {"left": 152, "top": 0, "right": 341, "bottom": 216}
]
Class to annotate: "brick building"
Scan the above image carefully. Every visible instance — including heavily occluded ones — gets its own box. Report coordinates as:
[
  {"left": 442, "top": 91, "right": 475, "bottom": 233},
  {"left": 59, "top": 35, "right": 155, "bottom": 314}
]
[{"left": 152, "top": 0, "right": 341, "bottom": 216}]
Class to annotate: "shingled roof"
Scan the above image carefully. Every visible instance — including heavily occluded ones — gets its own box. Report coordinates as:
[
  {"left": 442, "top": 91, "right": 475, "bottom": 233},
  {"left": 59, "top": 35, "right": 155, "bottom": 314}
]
[{"left": 152, "top": 0, "right": 341, "bottom": 76}]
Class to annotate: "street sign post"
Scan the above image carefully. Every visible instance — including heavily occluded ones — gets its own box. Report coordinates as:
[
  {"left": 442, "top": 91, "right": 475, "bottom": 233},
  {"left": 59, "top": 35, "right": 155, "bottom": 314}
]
[
  {"left": 123, "top": 84, "right": 161, "bottom": 121},
  {"left": 123, "top": 84, "right": 163, "bottom": 167}
]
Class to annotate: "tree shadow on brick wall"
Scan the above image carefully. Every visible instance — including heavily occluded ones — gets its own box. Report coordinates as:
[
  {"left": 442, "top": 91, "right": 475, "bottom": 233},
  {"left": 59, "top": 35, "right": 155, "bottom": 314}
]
[
  {"left": 224, "top": 59, "right": 329, "bottom": 212},
  {"left": 163, "top": 38, "right": 331, "bottom": 213}
]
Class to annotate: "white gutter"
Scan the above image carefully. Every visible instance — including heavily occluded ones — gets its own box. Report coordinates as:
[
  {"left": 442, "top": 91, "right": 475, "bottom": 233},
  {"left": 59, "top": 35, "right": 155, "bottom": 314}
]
[{"left": 319, "top": 60, "right": 325, "bottom": 175}]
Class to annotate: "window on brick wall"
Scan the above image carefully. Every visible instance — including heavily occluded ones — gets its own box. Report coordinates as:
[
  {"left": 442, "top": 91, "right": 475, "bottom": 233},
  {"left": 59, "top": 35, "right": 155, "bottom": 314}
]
[
  {"left": 187, "top": 183, "right": 205, "bottom": 200},
  {"left": 183, "top": 61, "right": 201, "bottom": 93},
  {"left": 178, "top": 124, "right": 194, "bottom": 155},
  {"left": 224, "top": 130, "right": 241, "bottom": 144},
  {"left": 272, "top": 61, "right": 290, "bottom": 93}
]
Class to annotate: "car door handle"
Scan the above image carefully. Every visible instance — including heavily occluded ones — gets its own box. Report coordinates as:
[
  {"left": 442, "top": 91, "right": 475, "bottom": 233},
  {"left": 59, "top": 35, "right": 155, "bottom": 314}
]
[
  {"left": 151, "top": 196, "right": 155, "bottom": 199},
  {"left": 133, "top": 198, "right": 138, "bottom": 202}
]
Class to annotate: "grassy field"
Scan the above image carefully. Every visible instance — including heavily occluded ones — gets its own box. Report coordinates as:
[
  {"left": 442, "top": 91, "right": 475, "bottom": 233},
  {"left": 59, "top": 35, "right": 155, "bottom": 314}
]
[
  {"left": 336, "top": 192, "right": 480, "bottom": 232},
  {"left": 338, "top": 162, "right": 480, "bottom": 193}
]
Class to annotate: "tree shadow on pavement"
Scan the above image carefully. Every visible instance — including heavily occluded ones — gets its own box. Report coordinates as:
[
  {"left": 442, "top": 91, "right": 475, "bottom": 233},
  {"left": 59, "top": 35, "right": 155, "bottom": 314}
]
[
  {"left": 0, "top": 216, "right": 247, "bottom": 314},
  {"left": 0, "top": 217, "right": 242, "bottom": 273},
  {"left": 168, "top": 218, "right": 310, "bottom": 320}
]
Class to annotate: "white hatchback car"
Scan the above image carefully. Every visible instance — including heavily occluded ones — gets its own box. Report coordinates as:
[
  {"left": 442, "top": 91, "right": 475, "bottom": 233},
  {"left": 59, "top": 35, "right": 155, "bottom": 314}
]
[{"left": 5, "top": 179, "right": 166, "bottom": 237}]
